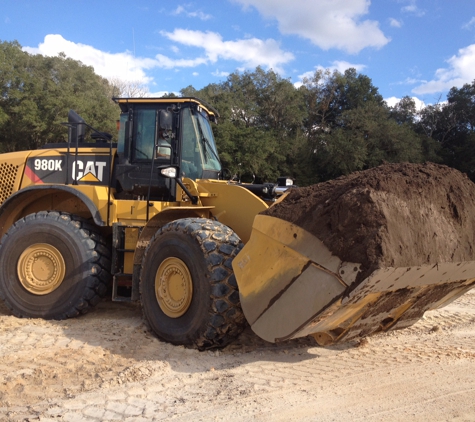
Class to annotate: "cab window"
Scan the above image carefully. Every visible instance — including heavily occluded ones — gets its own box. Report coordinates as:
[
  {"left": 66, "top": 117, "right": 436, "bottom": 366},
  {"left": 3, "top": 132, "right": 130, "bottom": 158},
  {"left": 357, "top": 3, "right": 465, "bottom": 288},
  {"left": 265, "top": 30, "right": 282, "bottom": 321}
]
[{"left": 133, "top": 108, "right": 156, "bottom": 161}]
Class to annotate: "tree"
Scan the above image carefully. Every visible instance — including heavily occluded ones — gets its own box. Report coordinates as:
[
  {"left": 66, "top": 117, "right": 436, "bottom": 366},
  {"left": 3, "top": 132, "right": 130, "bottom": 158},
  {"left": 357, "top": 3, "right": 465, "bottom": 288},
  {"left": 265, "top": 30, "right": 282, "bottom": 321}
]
[
  {"left": 310, "top": 102, "right": 423, "bottom": 180},
  {"left": 182, "top": 68, "right": 307, "bottom": 182},
  {"left": 0, "top": 40, "right": 118, "bottom": 152},
  {"left": 302, "top": 68, "right": 384, "bottom": 131},
  {"left": 389, "top": 96, "right": 417, "bottom": 125},
  {"left": 430, "top": 81, "right": 475, "bottom": 178},
  {"left": 297, "top": 68, "right": 421, "bottom": 183},
  {"left": 448, "top": 81, "right": 475, "bottom": 131},
  {"left": 108, "top": 77, "right": 150, "bottom": 98}
]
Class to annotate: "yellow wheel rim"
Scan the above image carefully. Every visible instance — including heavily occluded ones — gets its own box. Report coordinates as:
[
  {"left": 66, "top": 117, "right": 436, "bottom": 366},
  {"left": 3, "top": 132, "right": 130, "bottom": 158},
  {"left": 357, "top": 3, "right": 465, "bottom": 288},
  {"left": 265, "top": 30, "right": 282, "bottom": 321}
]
[
  {"left": 155, "top": 257, "right": 193, "bottom": 318},
  {"left": 17, "top": 243, "right": 66, "bottom": 295}
]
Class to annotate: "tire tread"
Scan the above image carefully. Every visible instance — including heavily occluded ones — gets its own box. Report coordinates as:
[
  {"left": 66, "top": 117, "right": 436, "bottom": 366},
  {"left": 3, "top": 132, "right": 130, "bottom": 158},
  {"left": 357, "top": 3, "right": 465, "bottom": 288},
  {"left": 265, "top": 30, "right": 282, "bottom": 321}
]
[
  {"left": 0, "top": 211, "right": 111, "bottom": 320},
  {"left": 141, "top": 218, "right": 246, "bottom": 350}
]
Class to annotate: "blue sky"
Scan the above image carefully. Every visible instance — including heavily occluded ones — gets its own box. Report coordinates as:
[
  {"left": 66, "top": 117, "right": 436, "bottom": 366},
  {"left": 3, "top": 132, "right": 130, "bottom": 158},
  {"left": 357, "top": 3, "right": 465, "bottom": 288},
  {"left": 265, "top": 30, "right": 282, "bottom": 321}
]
[{"left": 2, "top": 0, "right": 475, "bottom": 109}]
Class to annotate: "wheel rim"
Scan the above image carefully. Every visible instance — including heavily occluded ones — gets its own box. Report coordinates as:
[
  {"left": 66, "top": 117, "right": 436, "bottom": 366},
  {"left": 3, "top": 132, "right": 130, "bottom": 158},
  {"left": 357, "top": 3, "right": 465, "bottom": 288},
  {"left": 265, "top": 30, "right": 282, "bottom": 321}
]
[
  {"left": 155, "top": 257, "right": 193, "bottom": 318},
  {"left": 17, "top": 243, "right": 66, "bottom": 295}
]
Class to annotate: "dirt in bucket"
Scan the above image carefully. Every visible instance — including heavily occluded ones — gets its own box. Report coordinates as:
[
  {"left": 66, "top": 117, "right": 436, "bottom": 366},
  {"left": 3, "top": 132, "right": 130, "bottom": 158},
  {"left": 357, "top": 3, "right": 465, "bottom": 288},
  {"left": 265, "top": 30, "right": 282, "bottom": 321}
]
[{"left": 263, "top": 163, "right": 475, "bottom": 283}]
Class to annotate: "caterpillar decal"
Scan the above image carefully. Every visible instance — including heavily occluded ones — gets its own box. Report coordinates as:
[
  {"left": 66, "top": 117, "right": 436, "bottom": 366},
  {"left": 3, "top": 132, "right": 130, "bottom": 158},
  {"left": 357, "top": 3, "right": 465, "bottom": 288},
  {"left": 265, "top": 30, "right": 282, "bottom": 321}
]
[{"left": 25, "top": 156, "right": 110, "bottom": 185}]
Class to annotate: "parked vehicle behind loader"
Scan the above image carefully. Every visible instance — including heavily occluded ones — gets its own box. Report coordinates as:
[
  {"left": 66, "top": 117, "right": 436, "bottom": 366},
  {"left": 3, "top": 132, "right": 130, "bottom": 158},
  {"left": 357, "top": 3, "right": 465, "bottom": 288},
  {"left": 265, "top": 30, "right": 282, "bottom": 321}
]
[{"left": 0, "top": 97, "right": 474, "bottom": 350}]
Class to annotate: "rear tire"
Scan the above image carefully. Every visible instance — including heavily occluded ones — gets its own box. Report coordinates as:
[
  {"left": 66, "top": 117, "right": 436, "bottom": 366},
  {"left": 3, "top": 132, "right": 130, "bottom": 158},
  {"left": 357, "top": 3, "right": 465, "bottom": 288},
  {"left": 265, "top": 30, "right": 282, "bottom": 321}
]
[
  {"left": 140, "top": 218, "right": 246, "bottom": 350},
  {"left": 0, "top": 211, "right": 111, "bottom": 319}
]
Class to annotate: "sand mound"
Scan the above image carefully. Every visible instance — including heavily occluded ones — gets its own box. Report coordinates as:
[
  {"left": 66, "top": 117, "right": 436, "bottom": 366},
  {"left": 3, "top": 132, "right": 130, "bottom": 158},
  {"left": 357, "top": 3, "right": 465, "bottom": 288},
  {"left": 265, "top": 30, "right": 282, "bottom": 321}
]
[{"left": 263, "top": 163, "right": 475, "bottom": 283}]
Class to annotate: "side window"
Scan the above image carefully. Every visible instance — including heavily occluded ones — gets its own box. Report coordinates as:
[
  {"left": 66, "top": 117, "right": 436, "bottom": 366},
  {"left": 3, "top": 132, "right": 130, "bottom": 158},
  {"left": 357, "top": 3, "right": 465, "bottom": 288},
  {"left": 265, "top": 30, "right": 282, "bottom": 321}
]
[
  {"left": 133, "top": 108, "right": 156, "bottom": 161},
  {"left": 180, "top": 108, "right": 202, "bottom": 179},
  {"left": 117, "top": 113, "right": 128, "bottom": 154}
]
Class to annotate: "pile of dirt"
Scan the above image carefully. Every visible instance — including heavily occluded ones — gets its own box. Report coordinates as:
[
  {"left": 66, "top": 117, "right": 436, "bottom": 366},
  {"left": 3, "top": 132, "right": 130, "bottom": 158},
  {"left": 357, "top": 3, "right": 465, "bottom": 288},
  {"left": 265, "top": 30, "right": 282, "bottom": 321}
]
[{"left": 263, "top": 162, "right": 475, "bottom": 283}]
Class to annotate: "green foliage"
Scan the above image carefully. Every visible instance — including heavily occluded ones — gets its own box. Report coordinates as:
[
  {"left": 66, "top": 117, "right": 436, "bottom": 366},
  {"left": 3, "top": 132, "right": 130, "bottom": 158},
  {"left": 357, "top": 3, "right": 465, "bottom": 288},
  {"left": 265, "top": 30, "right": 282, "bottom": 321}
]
[
  {"left": 389, "top": 96, "right": 417, "bottom": 125},
  {"left": 304, "top": 102, "right": 424, "bottom": 182},
  {"left": 439, "top": 81, "right": 475, "bottom": 178},
  {"left": 182, "top": 66, "right": 469, "bottom": 185},
  {"left": 2, "top": 39, "right": 471, "bottom": 184},
  {"left": 295, "top": 69, "right": 425, "bottom": 183},
  {"left": 0, "top": 40, "right": 118, "bottom": 152},
  {"left": 181, "top": 67, "right": 307, "bottom": 182}
]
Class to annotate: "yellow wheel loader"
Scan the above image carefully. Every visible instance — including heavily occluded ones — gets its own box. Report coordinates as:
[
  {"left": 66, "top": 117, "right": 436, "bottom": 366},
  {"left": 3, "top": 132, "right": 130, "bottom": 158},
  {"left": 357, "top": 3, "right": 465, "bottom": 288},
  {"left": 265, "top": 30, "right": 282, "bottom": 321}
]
[{"left": 0, "top": 97, "right": 473, "bottom": 350}]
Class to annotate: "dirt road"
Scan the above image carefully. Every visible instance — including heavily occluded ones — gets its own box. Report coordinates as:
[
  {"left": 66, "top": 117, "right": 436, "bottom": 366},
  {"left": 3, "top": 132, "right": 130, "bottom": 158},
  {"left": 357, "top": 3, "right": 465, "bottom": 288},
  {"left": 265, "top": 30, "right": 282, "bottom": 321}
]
[{"left": 1, "top": 289, "right": 475, "bottom": 421}]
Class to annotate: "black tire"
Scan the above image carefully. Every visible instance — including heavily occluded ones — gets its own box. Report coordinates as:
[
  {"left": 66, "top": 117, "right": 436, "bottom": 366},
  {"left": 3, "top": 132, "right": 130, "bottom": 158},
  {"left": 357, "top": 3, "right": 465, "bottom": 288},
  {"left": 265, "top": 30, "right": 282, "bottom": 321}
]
[
  {"left": 140, "top": 218, "right": 246, "bottom": 350},
  {"left": 0, "top": 211, "right": 111, "bottom": 319}
]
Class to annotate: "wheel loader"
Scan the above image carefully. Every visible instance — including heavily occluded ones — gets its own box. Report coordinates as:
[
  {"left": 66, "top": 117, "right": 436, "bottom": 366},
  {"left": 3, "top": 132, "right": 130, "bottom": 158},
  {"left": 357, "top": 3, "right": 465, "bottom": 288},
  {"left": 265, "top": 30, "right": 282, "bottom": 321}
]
[{"left": 0, "top": 97, "right": 474, "bottom": 350}]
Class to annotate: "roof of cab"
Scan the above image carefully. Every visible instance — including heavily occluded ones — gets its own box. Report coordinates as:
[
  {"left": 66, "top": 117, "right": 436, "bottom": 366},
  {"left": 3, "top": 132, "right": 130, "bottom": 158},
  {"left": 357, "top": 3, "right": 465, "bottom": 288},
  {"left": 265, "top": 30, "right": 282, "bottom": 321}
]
[{"left": 113, "top": 97, "right": 220, "bottom": 120}]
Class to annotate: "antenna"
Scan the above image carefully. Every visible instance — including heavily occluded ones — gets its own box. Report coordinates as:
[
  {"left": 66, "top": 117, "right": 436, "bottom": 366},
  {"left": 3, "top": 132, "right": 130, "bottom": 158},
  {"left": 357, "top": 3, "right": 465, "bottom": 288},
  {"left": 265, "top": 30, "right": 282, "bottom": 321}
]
[{"left": 132, "top": 28, "right": 136, "bottom": 57}]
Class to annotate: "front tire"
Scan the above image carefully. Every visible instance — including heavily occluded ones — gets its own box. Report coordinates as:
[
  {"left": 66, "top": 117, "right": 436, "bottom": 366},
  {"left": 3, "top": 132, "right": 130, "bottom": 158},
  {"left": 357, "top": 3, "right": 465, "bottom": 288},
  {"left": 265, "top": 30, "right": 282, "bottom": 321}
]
[
  {"left": 140, "top": 218, "right": 246, "bottom": 350},
  {"left": 0, "top": 211, "right": 111, "bottom": 319}
]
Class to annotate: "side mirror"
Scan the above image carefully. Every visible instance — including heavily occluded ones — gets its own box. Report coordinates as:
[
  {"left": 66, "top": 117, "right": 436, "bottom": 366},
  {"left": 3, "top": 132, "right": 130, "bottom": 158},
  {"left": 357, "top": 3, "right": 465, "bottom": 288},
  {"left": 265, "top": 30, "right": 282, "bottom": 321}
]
[
  {"left": 159, "top": 110, "right": 172, "bottom": 131},
  {"left": 156, "top": 139, "right": 172, "bottom": 159},
  {"left": 68, "top": 109, "right": 85, "bottom": 144}
]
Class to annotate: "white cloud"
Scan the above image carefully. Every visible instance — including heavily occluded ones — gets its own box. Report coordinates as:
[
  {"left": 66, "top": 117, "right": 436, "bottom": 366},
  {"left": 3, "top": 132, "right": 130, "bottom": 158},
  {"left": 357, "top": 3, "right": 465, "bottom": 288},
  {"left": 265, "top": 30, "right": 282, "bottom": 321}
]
[
  {"left": 399, "top": 0, "right": 425, "bottom": 16},
  {"left": 385, "top": 96, "right": 425, "bottom": 110},
  {"left": 23, "top": 32, "right": 294, "bottom": 91},
  {"left": 413, "top": 97, "right": 426, "bottom": 109},
  {"left": 161, "top": 29, "right": 294, "bottom": 71},
  {"left": 463, "top": 17, "right": 475, "bottom": 30},
  {"left": 172, "top": 5, "right": 212, "bottom": 20},
  {"left": 212, "top": 70, "right": 230, "bottom": 77},
  {"left": 399, "top": 77, "right": 420, "bottom": 85},
  {"left": 154, "top": 53, "right": 208, "bottom": 69},
  {"left": 23, "top": 34, "right": 155, "bottom": 83},
  {"left": 294, "top": 60, "right": 367, "bottom": 87},
  {"left": 328, "top": 60, "right": 366, "bottom": 73},
  {"left": 390, "top": 76, "right": 425, "bottom": 88},
  {"left": 389, "top": 18, "right": 402, "bottom": 28},
  {"left": 294, "top": 71, "right": 314, "bottom": 86},
  {"left": 384, "top": 97, "right": 399, "bottom": 107},
  {"left": 413, "top": 44, "right": 475, "bottom": 94},
  {"left": 232, "top": 0, "right": 389, "bottom": 54}
]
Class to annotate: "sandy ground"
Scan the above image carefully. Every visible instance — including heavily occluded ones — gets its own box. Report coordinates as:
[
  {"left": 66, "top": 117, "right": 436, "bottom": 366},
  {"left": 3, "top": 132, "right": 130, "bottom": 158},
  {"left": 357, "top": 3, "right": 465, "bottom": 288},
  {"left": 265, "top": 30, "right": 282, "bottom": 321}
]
[{"left": 1, "top": 289, "right": 475, "bottom": 422}]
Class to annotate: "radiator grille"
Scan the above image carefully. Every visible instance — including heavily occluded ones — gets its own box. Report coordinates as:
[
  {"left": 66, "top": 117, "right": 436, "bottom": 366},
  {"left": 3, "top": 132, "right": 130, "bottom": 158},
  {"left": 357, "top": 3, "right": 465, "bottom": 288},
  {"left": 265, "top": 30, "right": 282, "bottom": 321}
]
[{"left": 0, "top": 163, "right": 19, "bottom": 205}]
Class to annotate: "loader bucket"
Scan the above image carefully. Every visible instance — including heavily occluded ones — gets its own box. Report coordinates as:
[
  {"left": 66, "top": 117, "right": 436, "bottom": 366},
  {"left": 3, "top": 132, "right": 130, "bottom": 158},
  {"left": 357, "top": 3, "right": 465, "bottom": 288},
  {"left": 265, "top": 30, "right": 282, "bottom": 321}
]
[{"left": 232, "top": 215, "right": 475, "bottom": 346}]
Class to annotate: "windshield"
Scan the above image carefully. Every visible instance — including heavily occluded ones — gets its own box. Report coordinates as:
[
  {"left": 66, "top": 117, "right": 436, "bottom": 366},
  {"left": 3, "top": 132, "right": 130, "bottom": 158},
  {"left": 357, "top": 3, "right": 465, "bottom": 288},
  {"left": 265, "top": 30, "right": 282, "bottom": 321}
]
[{"left": 180, "top": 107, "right": 221, "bottom": 179}]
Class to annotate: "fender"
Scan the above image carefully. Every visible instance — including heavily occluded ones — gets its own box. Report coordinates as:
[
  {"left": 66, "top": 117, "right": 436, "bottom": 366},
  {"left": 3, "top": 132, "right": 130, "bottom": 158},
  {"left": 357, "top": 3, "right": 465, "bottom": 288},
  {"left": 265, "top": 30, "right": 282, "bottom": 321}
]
[{"left": 0, "top": 185, "right": 105, "bottom": 237}]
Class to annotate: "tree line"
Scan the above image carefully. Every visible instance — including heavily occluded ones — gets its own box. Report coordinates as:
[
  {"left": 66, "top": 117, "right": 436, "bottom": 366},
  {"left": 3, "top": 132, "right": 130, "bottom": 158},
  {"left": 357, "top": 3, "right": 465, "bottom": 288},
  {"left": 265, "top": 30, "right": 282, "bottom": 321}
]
[
  {"left": 1, "top": 40, "right": 474, "bottom": 186},
  {"left": 182, "top": 68, "right": 475, "bottom": 186}
]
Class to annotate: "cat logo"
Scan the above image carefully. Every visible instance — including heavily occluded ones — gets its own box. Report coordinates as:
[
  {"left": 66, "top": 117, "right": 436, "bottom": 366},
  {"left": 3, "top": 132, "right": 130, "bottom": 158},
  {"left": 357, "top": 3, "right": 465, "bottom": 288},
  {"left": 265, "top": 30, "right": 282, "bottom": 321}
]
[
  {"left": 72, "top": 160, "right": 107, "bottom": 182},
  {"left": 26, "top": 155, "right": 110, "bottom": 186}
]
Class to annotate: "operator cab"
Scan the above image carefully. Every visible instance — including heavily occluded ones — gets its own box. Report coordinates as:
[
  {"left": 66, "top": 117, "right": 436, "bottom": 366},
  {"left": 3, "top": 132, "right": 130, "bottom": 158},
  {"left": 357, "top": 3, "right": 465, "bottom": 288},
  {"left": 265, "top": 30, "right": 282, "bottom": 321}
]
[{"left": 113, "top": 97, "right": 221, "bottom": 201}]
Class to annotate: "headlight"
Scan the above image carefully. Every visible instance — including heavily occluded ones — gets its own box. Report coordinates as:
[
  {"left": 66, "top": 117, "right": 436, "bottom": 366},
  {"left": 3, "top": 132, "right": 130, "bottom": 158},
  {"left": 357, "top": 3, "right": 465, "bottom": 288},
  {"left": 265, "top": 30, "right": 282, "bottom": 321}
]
[{"left": 160, "top": 167, "right": 177, "bottom": 178}]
